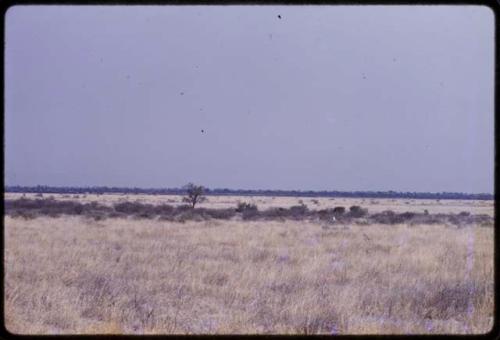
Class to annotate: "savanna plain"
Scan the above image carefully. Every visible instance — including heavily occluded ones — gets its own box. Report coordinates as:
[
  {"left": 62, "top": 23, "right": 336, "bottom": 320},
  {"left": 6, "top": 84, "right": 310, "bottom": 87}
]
[{"left": 4, "top": 193, "right": 494, "bottom": 334}]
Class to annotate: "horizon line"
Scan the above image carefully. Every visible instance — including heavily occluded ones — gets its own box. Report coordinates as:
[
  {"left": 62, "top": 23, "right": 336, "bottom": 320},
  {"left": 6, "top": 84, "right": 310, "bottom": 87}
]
[{"left": 4, "top": 184, "right": 494, "bottom": 197}]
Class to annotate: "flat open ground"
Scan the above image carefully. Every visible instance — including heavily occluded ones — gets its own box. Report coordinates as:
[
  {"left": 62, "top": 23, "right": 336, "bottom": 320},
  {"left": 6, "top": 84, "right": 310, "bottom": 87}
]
[{"left": 4, "top": 194, "right": 494, "bottom": 334}]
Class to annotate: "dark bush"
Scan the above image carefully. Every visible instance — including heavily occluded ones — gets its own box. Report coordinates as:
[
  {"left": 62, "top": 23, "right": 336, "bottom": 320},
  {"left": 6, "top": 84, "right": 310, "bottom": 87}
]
[
  {"left": 175, "top": 204, "right": 193, "bottom": 213},
  {"left": 175, "top": 209, "right": 204, "bottom": 222},
  {"left": 370, "top": 210, "right": 396, "bottom": 224},
  {"left": 332, "top": 207, "right": 346, "bottom": 215},
  {"left": 236, "top": 202, "right": 259, "bottom": 220},
  {"left": 261, "top": 207, "right": 288, "bottom": 220},
  {"left": 154, "top": 204, "right": 174, "bottom": 213},
  {"left": 472, "top": 214, "right": 493, "bottom": 224},
  {"left": 153, "top": 204, "right": 175, "bottom": 218},
  {"left": 347, "top": 205, "right": 368, "bottom": 218},
  {"left": 135, "top": 210, "right": 156, "bottom": 219},
  {"left": 400, "top": 212, "right": 416, "bottom": 220},
  {"left": 81, "top": 202, "right": 112, "bottom": 215},
  {"left": 289, "top": 205, "right": 309, "bottom": 219},
  {"left": 5, "top": 197, "right": 491, "bottom": 226},
  {"left": 88, "top": 211, "right": 106, "bottom": 221},
  {"left": 236, "top": 202, "right": 258, "bottom": 213},
  {"left": 114, "top": 201, "right": 145, "bottom": 214},
  {"left": 158, "top": 214, "right": 175, "bottom": 221},
  {"left": 478, "top": 216, "right": 494, "bottom": 227},
  {"left": 205, "top": 208, "right": 236, "bottom": 220},
  {"left": 371, "top": 210, "right": 417, "bottom": 224},
  {"left": 316, "top": 209, "right": 336, "bottom": 221},
  {"left": 108, "top": 211, "right": 127, "bottom": 218},
  {"left": 11, "top": 210, "right": 37, "bottom": 220},
  {"left": 242, "top": 209, "right": 260, "bottom": 220},
  {"left": 408, "top": 213, "right": 447, "bottom": 225},
  {"left": 73, "top": 204, "right": 84, "bottom": 215},
  {"left": 6, "top": 198, "right": 43, "bottom": 210},
  {"left": 448, "top": 212, "right": 488, "bottom": 226}
]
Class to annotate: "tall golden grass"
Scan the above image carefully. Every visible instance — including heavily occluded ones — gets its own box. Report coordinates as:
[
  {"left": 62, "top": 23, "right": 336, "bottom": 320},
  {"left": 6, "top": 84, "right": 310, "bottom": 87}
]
[{"left": 4, "top": 204, "right": 493, "bottom": 334}]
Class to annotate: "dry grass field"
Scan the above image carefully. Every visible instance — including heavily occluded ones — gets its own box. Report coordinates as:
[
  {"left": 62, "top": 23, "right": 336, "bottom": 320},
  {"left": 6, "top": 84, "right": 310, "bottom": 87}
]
[{"left": 3, "top": 194, "right": 494, "bottom": 334}]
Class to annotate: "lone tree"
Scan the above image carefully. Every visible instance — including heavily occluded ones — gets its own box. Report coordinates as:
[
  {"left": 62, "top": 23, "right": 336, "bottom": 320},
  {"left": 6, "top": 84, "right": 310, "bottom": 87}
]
[{"left": 182, "top": 183, "right": 206, "bottom": 208}]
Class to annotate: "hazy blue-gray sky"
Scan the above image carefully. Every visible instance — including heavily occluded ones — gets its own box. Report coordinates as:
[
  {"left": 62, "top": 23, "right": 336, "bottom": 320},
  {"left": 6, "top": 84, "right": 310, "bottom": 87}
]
[{"left": 5, "top": 5, "right": 494, "bottom": 193}]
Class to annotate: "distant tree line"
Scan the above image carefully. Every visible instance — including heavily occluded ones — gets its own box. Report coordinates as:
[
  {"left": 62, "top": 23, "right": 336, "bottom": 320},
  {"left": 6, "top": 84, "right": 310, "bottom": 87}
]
[{"left": 4, "top": 185, "right": 493, "bottom": 201}]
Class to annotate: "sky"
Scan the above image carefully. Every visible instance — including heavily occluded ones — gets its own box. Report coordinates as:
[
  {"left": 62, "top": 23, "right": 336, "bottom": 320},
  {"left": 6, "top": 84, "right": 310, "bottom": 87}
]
[{"left": 4, "top": 5, "right": 495, "bottom": 193}]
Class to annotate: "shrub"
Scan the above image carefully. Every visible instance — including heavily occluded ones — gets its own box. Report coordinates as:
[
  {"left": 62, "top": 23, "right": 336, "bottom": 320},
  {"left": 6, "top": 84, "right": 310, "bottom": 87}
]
[
  {"left": 158, "top": 214, "right": 175, "bottom": 221},
  {"left": 236, "top": 202, "right": 258, "bottom": 213},
  {"left": 108, "top": 211, "right": 127, "bottom": 218},
  {"left": 242, "top": 209, "right": 260, "bottom": 221},
  {"left": 449, "top": 212, "right": 483, "bottom": 226},
  {"left": 371, "top": 210, "right": 417, "bottom": 224},
  {"left": 114, "top": 201, "right": 145, "bottom": 214},
  {"left": 135, "top": 210, "right": 156, "bottom": 219},
  {"left": 473, "top": 214, "right": 493, "bottom": 224},
  {"left": 399, "top": 212, "right": 416, "bottom": 221},
  {"left": 409, "top": 213, "right": 447, "bottom": 225},
  {"left": 261, "top": 205, "right": 310, "bottom": 220},
  {"left": 348, "top": 205, "right": 368, "bottom": 218},
  {"left": 236, "top": 202, "right": 259, "bottom": 220},
  {"left": 370, "top": 210, "right": 396, "bottom": 224},
  {"left": 205, "top": 208, "right": 236, "bottom": 220},
  {"left": 332, "top": 206, "right": 346, "bottom": 215},
  {"left": 11, "top": 210, "right": 37, "bottom": 220},
  {"left": 86, "top": 211, "right": 107, "bottom": 221},
  {"left": 316, "top": 209, "right": 336, "bottom": 221},
  {"left": 175, "top": 204, "right": 193, "bottom": 213},
  {"left": 73, "top": 204, "right": 84, "bottom": 215},
  {"left": 153, "top": 204, "right": 175, "bottom": 217},
  {"left": 175, "top": 209, "right": 205, "bottom": 222},
  {"left": 288, "top": 205, "right": 309, "bottom": 219}
]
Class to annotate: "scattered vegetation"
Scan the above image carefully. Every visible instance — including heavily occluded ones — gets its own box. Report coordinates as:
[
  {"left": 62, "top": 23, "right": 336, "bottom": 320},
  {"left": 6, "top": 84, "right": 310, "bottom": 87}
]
[
  {"left": 4, "top": 198, "right": 493, "bottom": 226},
  {"left": 333, "top": 206, "right": 346, "bottom": 215},
  {"left": 236, "top": 202, "right": 259, "bottom": 220},
  {"left": 348, "top": 205, "right": 368, "bottom": 218}
]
